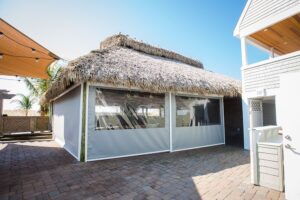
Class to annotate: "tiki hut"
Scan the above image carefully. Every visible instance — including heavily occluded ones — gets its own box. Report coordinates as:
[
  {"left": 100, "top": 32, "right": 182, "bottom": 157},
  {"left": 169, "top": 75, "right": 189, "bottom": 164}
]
[{"left": 45, "top": 34, "right": 242, "bottom": 162}]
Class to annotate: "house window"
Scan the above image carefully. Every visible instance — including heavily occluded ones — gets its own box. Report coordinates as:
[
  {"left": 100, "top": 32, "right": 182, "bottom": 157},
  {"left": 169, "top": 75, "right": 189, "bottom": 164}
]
[
  {"left": 95, "top": 88, "right": 165, "bottom": 130},
  {"left": 176, "top": 96, "right": 221, "bottom": 127}
]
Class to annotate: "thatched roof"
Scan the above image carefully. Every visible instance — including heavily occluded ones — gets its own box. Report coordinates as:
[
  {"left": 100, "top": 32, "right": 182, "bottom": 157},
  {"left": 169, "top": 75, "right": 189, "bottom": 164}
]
[
  {"left": 100, "top": 34, "right": 203, "bottom": 69},
  {"left": 42, "top": 34, "right": 241, "bottom": 103}
]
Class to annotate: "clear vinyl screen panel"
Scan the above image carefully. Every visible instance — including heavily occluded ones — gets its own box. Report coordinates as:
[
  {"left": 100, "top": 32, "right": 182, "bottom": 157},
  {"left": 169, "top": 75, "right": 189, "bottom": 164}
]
[
  {"left": 95, "top": 88, "right": 165, "bottom": 130},
  {"left": 176, "top": 96, "right": 221, "bottom": 127},
  {"left": 173, "top": 95, "right": 224, "bottom": 151},
  {"left": 87, "top": 87, "right": 170, "bottom": 160}
]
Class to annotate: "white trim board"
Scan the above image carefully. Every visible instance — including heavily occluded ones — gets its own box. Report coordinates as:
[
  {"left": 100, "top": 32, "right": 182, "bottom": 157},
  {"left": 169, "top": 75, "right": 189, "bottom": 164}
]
[
  {"left": 84, "top": 83, "right": 90, "bottom": 162},
  {"left": 220, "top": 97, "right": 226, "bottom": 145},
  {"left": 86, "top": 150, "right": 170, "bottom": 162},
  {"left": 172, "top": 143, "right": 225, "bottom": 153},
  {"left": 241, "top": 50, "right": 300, "bottom": 70},
  {"left": 78, "top": 83, "right": 83, "bottom": 159},
  {"left": 234, "top": 0, "right": 252, "bottom": 37},
  {"left": 87, "top": 143, "right": 225, "bottom": 162},
  {"left": 169, "top": 92, "right": 173, "bottom": 152},
  {"left": 50, "top": 83, "right": 82, "bottom": 103}
]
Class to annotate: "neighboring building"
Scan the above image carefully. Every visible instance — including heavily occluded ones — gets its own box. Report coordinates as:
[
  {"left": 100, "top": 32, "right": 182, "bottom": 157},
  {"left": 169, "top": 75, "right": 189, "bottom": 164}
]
[
  {"left": 235, "top": 0, "right": 300, "bottom": 198},
  {"left": 42, "top": 34, "right": 242, "bottom": 162}
]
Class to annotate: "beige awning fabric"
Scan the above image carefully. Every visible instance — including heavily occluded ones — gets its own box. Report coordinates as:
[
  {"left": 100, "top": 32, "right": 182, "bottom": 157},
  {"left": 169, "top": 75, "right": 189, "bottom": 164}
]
[
  {"left": 0, "top": 18, "right": 59, "bottom": 79},
  {"left": 0, "top": 89, "right": 15, "bottom": 99}
]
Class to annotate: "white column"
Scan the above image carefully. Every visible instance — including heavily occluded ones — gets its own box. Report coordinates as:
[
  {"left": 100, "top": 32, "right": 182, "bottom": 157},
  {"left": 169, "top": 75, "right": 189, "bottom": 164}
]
[
  {"left": 241, "top": 37, "right": 250, "bottom": 151},
  {"left": 169, "top": 92, "right": 173, "bottom": 152},
  {"left": 220, "top": 97, "right": 225, "bottom": 144},
  {"left": 241, "top": 37, "right": 248, "bottom": 67}
]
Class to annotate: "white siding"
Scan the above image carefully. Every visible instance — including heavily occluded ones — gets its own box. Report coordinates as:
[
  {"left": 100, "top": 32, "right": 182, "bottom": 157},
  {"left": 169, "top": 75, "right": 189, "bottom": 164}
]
[
  {"left": 53, "top": 86, "right": 81, "bottom": 160},
  {"left": 240, "top": 0, "right": 299, "bottom": 30},
  {"left": 243, "top": 52, "right": 300, "bottom": 93}
]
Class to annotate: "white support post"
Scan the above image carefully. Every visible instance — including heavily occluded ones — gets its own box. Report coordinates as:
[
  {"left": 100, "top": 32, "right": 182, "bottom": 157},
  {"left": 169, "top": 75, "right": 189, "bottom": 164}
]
[
  {"left": 169, "top": 92, "right": 173, "bottom": 152},
  {"left": 85, "top": 83, "right": 90, "bottom": 162},
  {"left": 220, "top": 97, "right": 225, "bottom": 144},
  {"left": 241, "top": 37, "right": 248, "bottom": 67},
  {"left": 241, "top": 37, "right": 250, "bottom": 151}
]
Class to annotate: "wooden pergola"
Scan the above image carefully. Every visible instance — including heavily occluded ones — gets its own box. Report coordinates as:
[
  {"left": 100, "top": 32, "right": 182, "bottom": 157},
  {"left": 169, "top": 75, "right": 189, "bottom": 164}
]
[{"left": 0, "top": 18, "right": 59, "bottom": 79}]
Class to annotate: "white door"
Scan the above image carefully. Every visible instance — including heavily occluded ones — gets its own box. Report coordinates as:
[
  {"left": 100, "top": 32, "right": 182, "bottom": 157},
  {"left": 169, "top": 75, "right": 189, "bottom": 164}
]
[{"left": 277, "top": 72, "right": 300, "bottom": 200}]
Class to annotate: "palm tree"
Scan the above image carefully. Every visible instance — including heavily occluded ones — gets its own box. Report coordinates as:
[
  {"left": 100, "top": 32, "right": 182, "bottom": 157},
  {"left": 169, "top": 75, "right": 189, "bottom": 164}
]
[
  {"left": 12, "top": 94, "right": 35, "bottom": 116},
  {"left": 23, "top": 63, "right": 63, "bottom": 115}
]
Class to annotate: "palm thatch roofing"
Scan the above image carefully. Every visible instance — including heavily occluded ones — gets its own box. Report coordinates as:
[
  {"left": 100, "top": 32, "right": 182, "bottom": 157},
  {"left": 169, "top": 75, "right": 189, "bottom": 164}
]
[{"left": 42, "top": 34, "right": 241, "bottom": 103}]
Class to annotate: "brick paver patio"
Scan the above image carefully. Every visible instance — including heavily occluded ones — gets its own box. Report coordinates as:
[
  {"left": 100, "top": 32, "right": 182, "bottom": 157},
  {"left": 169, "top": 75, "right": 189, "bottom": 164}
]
[{"left": 0, "top": 141, "right": 285, "bottom": 200}]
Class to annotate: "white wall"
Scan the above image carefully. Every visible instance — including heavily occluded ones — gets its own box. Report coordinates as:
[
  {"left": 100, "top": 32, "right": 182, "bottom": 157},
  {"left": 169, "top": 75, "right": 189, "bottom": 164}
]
[
  {"left": 241, "top": 52, "right": 300, "bottom": 150},
  {"left": 243, "top": 52, "right": 300, "bottom": 94},
  {"left": 53, "top": 86, "right": 81, "bottom": 160}
]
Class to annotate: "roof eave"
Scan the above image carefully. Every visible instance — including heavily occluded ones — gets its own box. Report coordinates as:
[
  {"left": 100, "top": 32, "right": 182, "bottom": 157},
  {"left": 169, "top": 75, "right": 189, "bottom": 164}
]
[{"left": 233, "top": 0, "right": 252, "bottom": 38}]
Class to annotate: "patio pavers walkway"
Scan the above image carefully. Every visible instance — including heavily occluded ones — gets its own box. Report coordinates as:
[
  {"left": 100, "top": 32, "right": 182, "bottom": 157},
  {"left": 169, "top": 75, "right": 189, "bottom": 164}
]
[{"left": 0, "top": 141, "right": 285, "bottom": 200}]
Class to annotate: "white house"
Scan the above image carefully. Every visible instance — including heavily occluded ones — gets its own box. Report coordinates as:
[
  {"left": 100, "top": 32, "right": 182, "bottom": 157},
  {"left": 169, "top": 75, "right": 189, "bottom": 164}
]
[{"left": 235, "top": 0, "right": 300, "bottom": 199}]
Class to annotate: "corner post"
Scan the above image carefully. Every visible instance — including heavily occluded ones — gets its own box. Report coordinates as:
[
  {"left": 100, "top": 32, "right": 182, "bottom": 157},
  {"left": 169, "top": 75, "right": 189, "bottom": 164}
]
[
  {"left": 241, "top": 36, "right": 250, "bottom": 150},
  {"left": 80, "top": 82, "right": 88, "bottom": 162},
  {"left": 220, "top": 97, "right": 225, "bottom": 144},
  {"left": 169, "top": 92, "right": 173, "bottom": 152}
]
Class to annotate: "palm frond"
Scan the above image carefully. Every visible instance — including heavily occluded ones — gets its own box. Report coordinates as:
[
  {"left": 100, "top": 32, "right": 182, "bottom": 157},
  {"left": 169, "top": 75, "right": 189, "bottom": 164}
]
[{"left": 23, "top": 78, "right": 39, "bottom": 96}]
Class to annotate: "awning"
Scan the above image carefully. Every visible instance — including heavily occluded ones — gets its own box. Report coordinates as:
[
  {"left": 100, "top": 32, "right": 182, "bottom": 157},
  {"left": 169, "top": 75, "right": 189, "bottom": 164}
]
[
  {"left": 0, "top": 89, "right": 15, "bottom": 99},
  {"left": 0, "top": 18, "right": 59, "bottom": 79}
]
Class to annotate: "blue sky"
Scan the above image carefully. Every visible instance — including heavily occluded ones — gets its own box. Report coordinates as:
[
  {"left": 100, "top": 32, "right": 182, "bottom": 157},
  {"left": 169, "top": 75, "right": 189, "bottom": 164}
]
[{"left": 0, "top": 0, "right": 268, "bottom": 109}]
